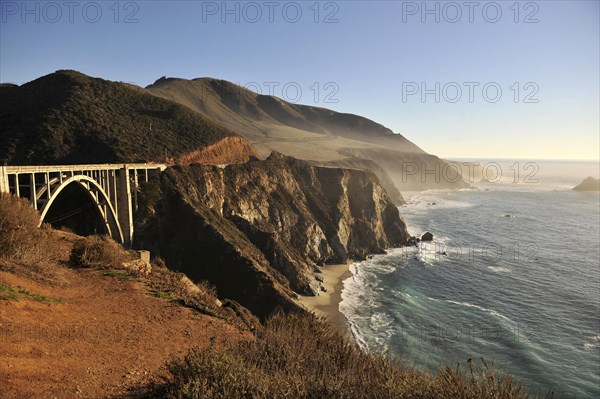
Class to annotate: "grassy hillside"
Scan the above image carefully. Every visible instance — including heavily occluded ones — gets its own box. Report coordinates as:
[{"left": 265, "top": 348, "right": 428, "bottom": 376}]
[
  {"left": 146, "top": 77, "right": 425, "bottom": 155},
  {"left": 146, "top": 77, "right": 469, "bottom": 191},
  {"left": 0, "top": 71, "right": 241, "bottom": 165}
]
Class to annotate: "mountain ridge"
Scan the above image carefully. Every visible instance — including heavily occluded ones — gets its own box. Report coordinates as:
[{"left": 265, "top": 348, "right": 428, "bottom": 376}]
[
  {"left": 1, "top": 70, "right": 469, "bottom": 192},
  {"left": 0, "top": 70, "right": 255, "bottom": 165},
  {"left": 146, "top": 76, "right": 425, "bottom": 153},
  {"left": 145, "top": 75, "right": 468, "bottom": 191}
]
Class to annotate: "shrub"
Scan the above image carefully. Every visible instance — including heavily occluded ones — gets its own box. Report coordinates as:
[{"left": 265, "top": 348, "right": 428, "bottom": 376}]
[
  {"left": 70, "top": 235, "right": 133, "bottom": 268},
  {"left": 0, "top": 193, "right": 57, "bottom": 265},
  {"left": 159, "top": 313, "right": 531, "bottom": 399}
]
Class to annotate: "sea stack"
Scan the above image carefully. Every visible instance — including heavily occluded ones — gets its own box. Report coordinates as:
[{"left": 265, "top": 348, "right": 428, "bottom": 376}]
[{"left": 573, "top": 177, "right": 600, "bottom": 191}]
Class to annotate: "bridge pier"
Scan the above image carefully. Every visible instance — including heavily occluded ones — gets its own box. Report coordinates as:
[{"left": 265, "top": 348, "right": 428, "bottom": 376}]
[
  {"left": 0, "top": 163, "right": 166, "bottom": 247},
  {"left": 117, "top": 167, "right": 134, "bottom": 246}
]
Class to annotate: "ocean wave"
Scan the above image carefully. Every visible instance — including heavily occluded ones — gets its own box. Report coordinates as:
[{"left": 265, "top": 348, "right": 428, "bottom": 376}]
[
  {"left": 411, "top": 239, "right": 454, "bottom": 267},
  {"left": 370, "top": 312, "right": 394, "bottom": 331},
  {"left": 348, "top": 320, "right": 368, "bottom": 350},
  {"left": 399, "top": 220, "right": 453, "bottom": 267},
  {"left": 475, "top": 181, "right": 576, "bottom": 193},
  {"left": 442, "top": 299, "right": 512, "bottom": 322}
]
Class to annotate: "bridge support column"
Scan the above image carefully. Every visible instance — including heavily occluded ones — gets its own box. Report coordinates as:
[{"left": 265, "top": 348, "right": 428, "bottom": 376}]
[
  {"left": 0, "top": 167, "right": 9, "bottom": 194},
  {"left": 117, "top": 166, "right": 134, "bottom": 246}
]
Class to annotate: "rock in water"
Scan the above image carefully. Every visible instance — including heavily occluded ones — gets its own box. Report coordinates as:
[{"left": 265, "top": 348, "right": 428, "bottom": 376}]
[
  {"left": 421, "top": 232, "right": 434, "bottom": 242},
  {"left": 573, "top": 177, "right": 600, "bottom": 191},
  {"left": 406, "top": 236, "right": 419, "bottom": 246}
]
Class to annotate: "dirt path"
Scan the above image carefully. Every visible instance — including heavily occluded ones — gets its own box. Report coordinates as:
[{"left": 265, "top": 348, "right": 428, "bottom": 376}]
[{"left": 0, "top": 262, "right": 248, "bottom": 399}]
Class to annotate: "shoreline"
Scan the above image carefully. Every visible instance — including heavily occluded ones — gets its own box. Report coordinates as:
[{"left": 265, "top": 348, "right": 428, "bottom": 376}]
[{"left": 296, "top": 263, "right": 353, "bottom": 338}]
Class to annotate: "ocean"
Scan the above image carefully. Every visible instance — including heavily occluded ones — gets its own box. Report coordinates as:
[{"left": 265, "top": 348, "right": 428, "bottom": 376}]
[{"left": 339, "top": 160, "right": 600, "bottom": 398}]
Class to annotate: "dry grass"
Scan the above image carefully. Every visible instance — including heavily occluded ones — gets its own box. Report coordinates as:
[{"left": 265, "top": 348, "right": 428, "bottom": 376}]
[
  {"left": 146, "top": 261, "right": 219, "bottom": 314},
  {"left": 68, "top": 237, "right": 231, "bottom": 320},
  {"left": 157, "top": 313, "right": 533, "bottom": 399},
  {"left": 0, "top": 193, "right": 59, "bottom": 266},
  {"left": 70, "top": 235, "right": 134, "bottom": 268},
  {"left": 143, "top": 258, "right": 259, "bottom": 329}
]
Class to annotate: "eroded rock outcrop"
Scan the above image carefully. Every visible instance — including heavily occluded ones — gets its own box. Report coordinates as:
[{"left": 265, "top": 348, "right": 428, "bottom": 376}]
[
  {"left": 175, "top": 136, "right": 258, "bottom": 165},
  {"left": 135, "top": 153, "right": 410, "bottom": 318}
]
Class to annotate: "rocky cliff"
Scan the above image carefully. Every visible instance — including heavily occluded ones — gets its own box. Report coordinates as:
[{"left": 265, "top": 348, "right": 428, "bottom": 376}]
[{"left": 134, "top": 153, "right": 410, "bottom": 318}]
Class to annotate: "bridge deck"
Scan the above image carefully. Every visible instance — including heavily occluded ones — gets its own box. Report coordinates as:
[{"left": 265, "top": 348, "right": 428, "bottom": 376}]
[{"left": 3, "top": 163, "right": 167, "bottom": 173}]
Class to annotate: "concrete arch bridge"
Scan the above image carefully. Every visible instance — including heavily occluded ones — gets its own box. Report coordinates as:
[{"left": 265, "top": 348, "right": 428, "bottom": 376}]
[{"left": 0, "top": 164, "right": 166, "bottom": 245}]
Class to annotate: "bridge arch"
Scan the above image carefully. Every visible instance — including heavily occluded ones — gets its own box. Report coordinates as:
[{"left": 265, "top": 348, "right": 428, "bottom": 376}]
[{"left": 38, "top": 175, "right": 125, "bottom": 244}]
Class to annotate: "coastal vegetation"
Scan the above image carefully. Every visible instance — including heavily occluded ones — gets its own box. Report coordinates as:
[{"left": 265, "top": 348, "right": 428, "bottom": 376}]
[
  {"left": 0, "top": 192, "right": 536, "bottom": 398},
  {"left": 156, "top": 313, "right": 530, "bottom": 399}
]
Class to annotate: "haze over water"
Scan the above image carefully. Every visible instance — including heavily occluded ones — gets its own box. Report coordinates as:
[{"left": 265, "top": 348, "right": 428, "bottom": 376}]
[{"left": 340, "top": 160, "right": 600, "bottom": 398}]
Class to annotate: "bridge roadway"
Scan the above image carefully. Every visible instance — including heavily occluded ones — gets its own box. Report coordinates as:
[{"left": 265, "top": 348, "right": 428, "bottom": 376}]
[{"left": 0, "top": 163, "right": 167, "bottom": 246}]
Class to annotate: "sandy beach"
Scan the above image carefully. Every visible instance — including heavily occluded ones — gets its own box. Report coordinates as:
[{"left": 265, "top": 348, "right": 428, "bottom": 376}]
[{"left": 296, "top": 263, "right": 353, "bottom": 337}]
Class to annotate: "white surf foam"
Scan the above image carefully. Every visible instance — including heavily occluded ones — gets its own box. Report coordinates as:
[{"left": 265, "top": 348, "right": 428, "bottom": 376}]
[
  {"left": 402, "top": 190, "right": 474, "bottom": 212},
  {"left": 339, "top": 250, "right": 410, "bottom": 353},
  {"left": 443, "top": 299, "right": 511, "bottom": 322},
  {"left": 488, "top": 266, "right": 511, "bottom": 273},
  {"left": 583, "top": 335, "right": 600, "bottom": 350}
]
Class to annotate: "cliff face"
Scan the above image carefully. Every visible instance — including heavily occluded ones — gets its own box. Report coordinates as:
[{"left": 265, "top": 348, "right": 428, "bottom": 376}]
[
  {"left": 319, "top": 158, "right": 405, "bottom": 205},
  {"left": 135, "top": 153, "right": 410, "bottom": 318}
]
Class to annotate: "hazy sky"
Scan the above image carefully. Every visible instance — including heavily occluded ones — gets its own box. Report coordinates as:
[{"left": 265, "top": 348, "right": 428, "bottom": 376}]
[{"left": 1, "top": 0, "right": 598, "bottom": 159}]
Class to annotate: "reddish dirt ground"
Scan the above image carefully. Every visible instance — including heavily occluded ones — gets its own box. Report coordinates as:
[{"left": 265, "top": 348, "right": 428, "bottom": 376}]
[{"left": 0, "top": 233, "right": 249, "bottom": 399}]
